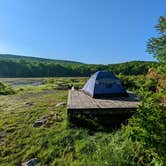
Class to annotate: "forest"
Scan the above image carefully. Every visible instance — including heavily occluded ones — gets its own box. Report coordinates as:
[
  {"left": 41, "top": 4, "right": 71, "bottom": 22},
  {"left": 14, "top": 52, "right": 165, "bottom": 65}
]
[{"left": 0, "top": 54, "right": 157, "bottom": 77}]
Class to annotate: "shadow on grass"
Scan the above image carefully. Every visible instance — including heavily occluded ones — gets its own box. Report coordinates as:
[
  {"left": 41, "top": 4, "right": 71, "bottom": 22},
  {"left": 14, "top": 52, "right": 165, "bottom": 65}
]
[{"left": 67, "top": 113, "right": 132, "bottom": 133}]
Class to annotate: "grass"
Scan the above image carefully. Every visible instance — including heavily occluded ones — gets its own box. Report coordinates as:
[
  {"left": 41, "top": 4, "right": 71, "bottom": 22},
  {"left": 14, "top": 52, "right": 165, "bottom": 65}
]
[
  {"left": 0, "top": 77, "right": 164, "bottom": 166},
  {"left": 0, "top": 78, "right": 122, "bottom": 166},
  {"left": 0, "top": 82, "right": 15, "bottom": 95},
  {"left": 0, "top": 86, "right": 68, "bottom": 165},
  {"left": 0, "top": 78, "right": 94, "bottom": 165},
  {"left": 0, "top": 85, "right": 109, "bottom": 165}
]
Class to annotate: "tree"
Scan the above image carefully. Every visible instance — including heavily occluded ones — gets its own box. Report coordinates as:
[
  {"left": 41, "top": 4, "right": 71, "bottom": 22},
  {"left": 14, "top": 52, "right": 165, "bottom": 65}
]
[{"left": 147, "top": 15, "right": 166, "bottom": 62}]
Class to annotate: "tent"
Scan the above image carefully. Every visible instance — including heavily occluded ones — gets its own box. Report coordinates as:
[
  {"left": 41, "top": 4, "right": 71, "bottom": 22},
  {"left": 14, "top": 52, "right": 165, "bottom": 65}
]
[{"left": 82, "top": 71, "right": 128, "bottom": 98}]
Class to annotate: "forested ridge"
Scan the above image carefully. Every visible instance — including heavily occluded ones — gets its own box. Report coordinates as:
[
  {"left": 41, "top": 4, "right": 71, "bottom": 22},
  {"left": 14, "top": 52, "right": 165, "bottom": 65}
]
[
  {"left": 0, "top": 54, "right": 157, "bottom": 77},
  {"left": 0, "top": 54, "right": 82, "bottom": 64}
]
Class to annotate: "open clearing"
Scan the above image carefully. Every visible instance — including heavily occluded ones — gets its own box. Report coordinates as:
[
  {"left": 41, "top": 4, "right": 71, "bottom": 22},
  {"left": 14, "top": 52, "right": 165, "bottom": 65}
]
[
  {"left": 0, "top": 78, "right": 115, "bottom": 166},
  {"left": 1, "top": 77, "right": 163, "bottom": 165}
]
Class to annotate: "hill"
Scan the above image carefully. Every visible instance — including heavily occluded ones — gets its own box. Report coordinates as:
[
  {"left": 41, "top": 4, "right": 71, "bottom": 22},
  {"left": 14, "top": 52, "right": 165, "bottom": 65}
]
[
  {"left": 108, "top": 60, "right": 157, "bottom": 75},
  {"left": 0, "top": 54, "right": 157, "bottom": 77},
  {"left": 0, "top": 54, "right": 82, "bottom": 65}
]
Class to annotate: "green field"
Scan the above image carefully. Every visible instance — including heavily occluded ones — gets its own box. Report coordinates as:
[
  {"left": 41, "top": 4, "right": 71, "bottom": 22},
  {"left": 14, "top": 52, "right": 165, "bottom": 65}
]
[{"left": 0, "top": 77, "right": 165, "bottom": 166}]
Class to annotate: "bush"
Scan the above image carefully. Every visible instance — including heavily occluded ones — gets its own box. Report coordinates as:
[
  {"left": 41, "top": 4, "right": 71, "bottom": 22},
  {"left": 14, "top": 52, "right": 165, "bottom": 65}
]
[
  {"left": 127, "top": 92, "right": 166, "bottom": 164},
  {"left": 0, "top": 82, "right": 15, "bottom": 95},
  {"left": 118, "top": 75, "right": 158, "bottom": 92},
  {"left": 44, "top": 78, "right": 55, "bottom": 84},
  {"left": 81, "top": 92, "right": 166, "bottom": 165},
  {"left": 118, "top": 74, "right": 140, "bottom": 90}
]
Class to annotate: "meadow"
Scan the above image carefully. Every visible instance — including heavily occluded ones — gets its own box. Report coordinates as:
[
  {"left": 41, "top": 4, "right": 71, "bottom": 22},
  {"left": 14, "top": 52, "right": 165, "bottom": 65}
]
[{"left": 0, "top": 76, "right": 165, "bottom": 166}]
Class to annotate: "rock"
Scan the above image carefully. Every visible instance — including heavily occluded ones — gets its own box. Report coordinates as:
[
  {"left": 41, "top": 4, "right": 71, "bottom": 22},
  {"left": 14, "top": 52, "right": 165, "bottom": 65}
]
[
  {"left": 55, "top": 116, "right": 63, "bottom": 122},
  {"left": 55, "top": 86, "right": 69, "bottom": 90},
  {"left": 22, "top": 158, "right": 38, "bottom": 166},
  {"left": 33, "top": 117, "right": 47, "bottom": 127},
  {"left": 56, "top": 102, "right": 65, "bottom": 107},
  {"left": 53, "top": 113, "right": 63, "bottom": 122},
  {"left": 25, "top": 102, "right": 33, "bottom": 107},
  {"left": 49, "top": 111, "right": 55, "bottom": 117},
  {"left": 0, "top": 130, "right": 6, "bottom": 143},
  {"left": 56, "top": 81, "right": 65, "bottom": 84}
]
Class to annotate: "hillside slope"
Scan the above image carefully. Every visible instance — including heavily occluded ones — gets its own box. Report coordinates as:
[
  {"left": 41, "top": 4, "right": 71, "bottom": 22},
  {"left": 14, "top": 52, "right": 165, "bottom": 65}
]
[
  {"left": 0, "top": 54, "right": 157, "bottom": 77},
  {"left": 0, "top": 54, "right": 82, "bottom": 65}
]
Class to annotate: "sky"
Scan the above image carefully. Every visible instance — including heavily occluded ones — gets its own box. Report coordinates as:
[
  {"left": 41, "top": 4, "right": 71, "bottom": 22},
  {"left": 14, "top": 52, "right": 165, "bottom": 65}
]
[{"left": 0, "top": 0, "right": 165, "bottom": 64}]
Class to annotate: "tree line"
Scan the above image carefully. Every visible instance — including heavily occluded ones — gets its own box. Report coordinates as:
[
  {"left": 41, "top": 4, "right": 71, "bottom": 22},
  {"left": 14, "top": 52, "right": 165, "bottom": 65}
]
[{"left": 0, "top": 59, "right": 157, "bottom": 77}]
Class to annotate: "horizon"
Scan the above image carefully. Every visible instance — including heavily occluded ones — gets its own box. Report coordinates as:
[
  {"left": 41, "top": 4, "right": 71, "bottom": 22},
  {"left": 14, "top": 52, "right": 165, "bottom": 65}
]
[
  {"left": 0, "top": 0, "right": 165, "bottom": 64},
  {"left": 0, "top": 53, "right": 157, "bottom": 65}
]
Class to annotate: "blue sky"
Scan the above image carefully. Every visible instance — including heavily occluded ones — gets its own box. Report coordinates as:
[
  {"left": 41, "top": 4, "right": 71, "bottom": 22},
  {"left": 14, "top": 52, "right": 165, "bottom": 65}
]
[{"left": 0, "top": 0, "right": 165, "bottom": 64}]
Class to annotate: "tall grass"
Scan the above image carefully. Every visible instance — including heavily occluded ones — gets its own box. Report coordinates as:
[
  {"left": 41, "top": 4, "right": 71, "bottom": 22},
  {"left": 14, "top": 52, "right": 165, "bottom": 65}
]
[
  {"left": 0, "top": 77, "right": 165, "bottom": 165},
  {"left": 0, "top": 82, "right": 15, "bottom": 95}
]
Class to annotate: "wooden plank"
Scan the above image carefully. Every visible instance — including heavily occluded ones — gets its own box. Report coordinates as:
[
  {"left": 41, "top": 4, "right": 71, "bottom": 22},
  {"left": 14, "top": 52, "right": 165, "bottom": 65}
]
[
  {"left": 67, "top": 90, "right": 140, "bottom": 125},
  {"left": 67, "top": 90, "right": 139, "bottom": 110}
]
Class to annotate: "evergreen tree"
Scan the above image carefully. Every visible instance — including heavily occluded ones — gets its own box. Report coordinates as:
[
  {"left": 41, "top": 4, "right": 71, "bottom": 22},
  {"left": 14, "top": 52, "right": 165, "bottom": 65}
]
[{"left": 147, "top": 15, "right": 166, "bottom": 62}]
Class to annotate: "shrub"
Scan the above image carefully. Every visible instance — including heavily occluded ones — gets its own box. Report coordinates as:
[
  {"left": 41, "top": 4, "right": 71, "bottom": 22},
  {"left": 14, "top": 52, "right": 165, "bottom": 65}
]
[
  {"left": 127, "top": 92, "right": 166, "bottom": 164},
  {"left": 118, "top": 75, "right": 158, "bottom": 93},
  {"left": 44, "top": 78, "right": 55, "bottom": 84},
  {"left": 0, "top": 82, "right": 15, "bottom": 95}
]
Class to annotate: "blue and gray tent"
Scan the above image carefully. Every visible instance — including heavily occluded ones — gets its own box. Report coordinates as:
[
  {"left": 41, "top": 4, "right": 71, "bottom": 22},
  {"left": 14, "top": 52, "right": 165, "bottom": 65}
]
[{"left": 82, "top": 71, "right": 128, "bottom": 98}]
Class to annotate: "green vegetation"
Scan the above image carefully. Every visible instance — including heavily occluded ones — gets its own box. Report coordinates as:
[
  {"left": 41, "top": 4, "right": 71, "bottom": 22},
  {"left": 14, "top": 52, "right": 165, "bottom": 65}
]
[
  {"left": 43, "top": 77, "right": 86, "bottom": 90},
  {"left": 147, "top": 14, "right": 166, "bottom": 76},
  {"left": 0, "top": 54, "right": 82, "bottom": 65},
  {"left": 118, "top": 75, "right": 157, "bottom": 92},
  {"left": 147, "top": 16, "right": 166, "bottom": 63},
  {"left": 0, "top": 54, "right": 157, "bottom": 77},
  {"left": 0, "top": 75, "right": 165, "bottom": 166},
  {"left": 0, "top": 82, "right": 15, "bottom": 95},
  {"left": 0, "top": 15, "right": 165, "bottom": 166}
]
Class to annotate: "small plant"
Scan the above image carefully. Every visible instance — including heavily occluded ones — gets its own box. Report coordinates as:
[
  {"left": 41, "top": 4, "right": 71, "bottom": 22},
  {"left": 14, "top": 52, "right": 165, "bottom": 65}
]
[
  {"left": 44, "top": 78, "right": 55, "bottom": 84},
  {"left": 0, "top": 82, "right": 15, "bottom": 95}
]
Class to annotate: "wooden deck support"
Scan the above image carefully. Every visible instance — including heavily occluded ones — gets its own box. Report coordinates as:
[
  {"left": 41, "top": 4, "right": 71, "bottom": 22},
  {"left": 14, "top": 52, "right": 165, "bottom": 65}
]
[{"left": 67, "top": 90, "right": 139, "bottom": 126}]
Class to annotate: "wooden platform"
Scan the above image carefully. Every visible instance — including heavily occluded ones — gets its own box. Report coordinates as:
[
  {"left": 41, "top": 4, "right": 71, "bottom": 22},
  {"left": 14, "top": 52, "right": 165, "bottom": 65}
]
[{"left": 67, "top": 90, "right": 140, "bottom": 117}]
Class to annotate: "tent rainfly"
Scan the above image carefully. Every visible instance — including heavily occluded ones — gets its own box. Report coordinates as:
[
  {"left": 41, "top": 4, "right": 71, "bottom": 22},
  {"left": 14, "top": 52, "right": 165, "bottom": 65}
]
[{"left": 82, "top": 71, "right": 128, "bottom": 98}]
